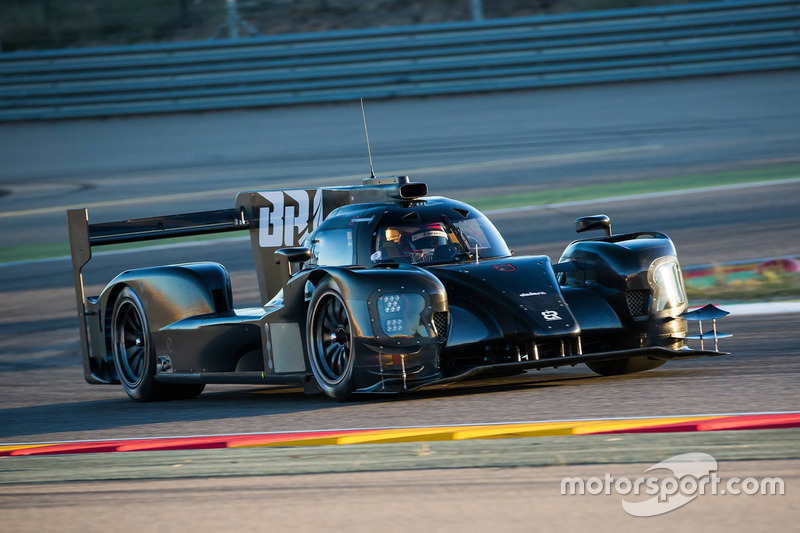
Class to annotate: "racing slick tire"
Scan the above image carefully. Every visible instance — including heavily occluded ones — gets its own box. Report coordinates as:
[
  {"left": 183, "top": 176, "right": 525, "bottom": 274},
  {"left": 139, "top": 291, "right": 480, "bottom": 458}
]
[
  {"left": 586, "top": 356, "right": 666, "bottom": 376},
  {"left": 111, "top": 287, "right": 204, "bottom": 402},
  {"left": 307, "top": 277, "right": 356, "bottom": 402}
]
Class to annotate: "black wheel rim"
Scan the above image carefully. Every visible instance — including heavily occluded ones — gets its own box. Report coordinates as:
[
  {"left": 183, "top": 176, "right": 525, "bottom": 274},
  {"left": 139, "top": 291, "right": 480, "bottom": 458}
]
[
  {"left": 312, "top": 293, "right": 352, "bottom": 383},
  {"left": 114, "top": 300, "right": 147, "bottom": 387}
]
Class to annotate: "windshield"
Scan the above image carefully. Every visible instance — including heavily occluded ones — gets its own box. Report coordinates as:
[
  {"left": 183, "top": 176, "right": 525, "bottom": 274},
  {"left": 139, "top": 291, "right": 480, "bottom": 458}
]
[{"left": 371, "top": 208, "right": 510, "bottom": 266}]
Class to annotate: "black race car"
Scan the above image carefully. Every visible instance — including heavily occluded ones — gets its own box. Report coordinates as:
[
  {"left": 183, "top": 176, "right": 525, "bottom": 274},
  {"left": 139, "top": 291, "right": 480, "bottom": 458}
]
[{"left": 67, "top": 175, "right": 729, "bottom": 401}]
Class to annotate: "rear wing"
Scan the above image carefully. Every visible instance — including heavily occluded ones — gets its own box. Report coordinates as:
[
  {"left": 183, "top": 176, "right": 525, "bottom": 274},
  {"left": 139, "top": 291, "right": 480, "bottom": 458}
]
[{"left": 66, "top": 207, "right": 249, "bottom": 384}]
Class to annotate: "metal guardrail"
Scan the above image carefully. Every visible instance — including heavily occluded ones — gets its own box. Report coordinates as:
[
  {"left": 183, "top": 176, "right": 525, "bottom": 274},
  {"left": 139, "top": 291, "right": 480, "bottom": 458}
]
[{"left": 1, "top": 0, "right": 798, "bottom": 121}]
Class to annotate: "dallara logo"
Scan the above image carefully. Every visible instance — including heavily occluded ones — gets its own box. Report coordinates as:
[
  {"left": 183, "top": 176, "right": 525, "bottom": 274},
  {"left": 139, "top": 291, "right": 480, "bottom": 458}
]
[{"left": 258, "top": 189, "right": 323, "bottom": 248}]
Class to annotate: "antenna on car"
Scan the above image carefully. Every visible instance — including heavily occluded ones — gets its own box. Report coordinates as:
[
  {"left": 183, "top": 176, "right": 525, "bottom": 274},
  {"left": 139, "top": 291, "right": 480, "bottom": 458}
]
[{"left": 360, "top": 98, "right": 376, "bottom": 179}]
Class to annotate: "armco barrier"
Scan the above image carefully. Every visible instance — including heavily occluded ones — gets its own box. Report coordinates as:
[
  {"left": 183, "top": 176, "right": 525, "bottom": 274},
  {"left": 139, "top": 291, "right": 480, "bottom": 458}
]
[{"left": 0, "top": 0, "right": 798, "bottom": 121}]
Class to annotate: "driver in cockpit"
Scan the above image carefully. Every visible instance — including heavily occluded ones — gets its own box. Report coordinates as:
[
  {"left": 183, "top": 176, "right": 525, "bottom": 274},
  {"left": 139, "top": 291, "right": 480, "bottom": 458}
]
[{"left": 378, "top": 224, "right": 453, "bottom": 264}]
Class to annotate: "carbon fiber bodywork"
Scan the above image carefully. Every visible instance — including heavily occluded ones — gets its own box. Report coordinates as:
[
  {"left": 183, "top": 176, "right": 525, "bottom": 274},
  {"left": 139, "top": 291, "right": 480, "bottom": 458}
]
[{"left": 67, "top": 175, "right": 727, "bottom": 400}]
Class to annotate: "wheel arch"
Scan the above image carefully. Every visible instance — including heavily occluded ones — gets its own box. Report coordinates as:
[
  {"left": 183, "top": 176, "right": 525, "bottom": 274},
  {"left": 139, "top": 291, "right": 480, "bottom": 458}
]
[
  {"left": 99, "top": 262, "right": 232, "bottom": 336},
  {"left": 103, "top": 282, "right": 128, "bottom": 368},
  {"left": 558, "top": 233, "right": 688, "bottom": 349},
  {"left": 300, "top": 265, "right": 448, "bottom": 339}
]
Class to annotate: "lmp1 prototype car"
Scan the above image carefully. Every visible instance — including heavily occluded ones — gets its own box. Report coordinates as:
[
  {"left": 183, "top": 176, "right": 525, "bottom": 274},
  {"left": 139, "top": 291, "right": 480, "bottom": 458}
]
[{"left": 67, "top": 175, "right": 729, "bottom": 401}]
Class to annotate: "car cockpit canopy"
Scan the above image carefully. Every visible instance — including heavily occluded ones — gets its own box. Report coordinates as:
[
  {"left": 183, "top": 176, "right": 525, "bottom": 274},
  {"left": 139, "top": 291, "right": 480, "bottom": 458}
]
[{"left": 368, "top": 199, "right": 511, "bottom": 266}]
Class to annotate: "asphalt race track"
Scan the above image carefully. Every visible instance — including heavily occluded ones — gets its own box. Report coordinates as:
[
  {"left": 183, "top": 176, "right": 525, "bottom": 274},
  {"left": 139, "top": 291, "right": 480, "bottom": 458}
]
[
  {"left": 2, "top": 70, "right": 800, "bottom": 250},
  {"left": 0, "top": 71, "right": 799, "bottom": 446},
  {"left": 0, "top": 459, "right": 797, "bottom": 532}
]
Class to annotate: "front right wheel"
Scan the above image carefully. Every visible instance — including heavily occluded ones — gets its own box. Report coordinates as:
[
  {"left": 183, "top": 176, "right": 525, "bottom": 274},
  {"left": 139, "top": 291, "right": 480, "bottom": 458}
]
[{"left": 307, "top": 278, "right": 356, "bottom": 401}]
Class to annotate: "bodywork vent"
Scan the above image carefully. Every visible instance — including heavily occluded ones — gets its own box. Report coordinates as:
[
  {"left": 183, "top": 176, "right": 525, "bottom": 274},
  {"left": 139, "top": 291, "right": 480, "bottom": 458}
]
[
  {"left": 433, "top": 312, "right": 449, "bottom": 341},
  {"left": 626, "top": 289, "right": 650, "bottom": 317}
]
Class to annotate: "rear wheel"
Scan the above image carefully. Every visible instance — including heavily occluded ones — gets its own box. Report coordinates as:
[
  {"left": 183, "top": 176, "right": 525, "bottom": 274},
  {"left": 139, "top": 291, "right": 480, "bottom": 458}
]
[
  {"left": 307, "top": 278, "right": 356, "bottom": 401},
  {"left": 586, "top": 356, "right": 665, "bottom": 376},
  {"left": 111, "top": 287, "right": 204, "bottom": 401}
]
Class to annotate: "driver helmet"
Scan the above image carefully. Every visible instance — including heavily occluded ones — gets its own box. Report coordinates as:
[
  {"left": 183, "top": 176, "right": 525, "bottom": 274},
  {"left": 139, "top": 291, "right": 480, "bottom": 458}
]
[{"left": 410, "top": 224, "right": 449, "bottom": 250}]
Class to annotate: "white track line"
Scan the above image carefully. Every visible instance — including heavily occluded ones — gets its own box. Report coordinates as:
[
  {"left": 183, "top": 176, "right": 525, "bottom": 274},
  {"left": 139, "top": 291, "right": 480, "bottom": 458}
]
[
  {"left": 724, "top": 301, "right": 800, "bottom": 316},
  {"left": 0, "top": 145, "right": 661, "bottom": 220},
  {"left": 483, "top": 176, "right": 800, "bottom": 216}
]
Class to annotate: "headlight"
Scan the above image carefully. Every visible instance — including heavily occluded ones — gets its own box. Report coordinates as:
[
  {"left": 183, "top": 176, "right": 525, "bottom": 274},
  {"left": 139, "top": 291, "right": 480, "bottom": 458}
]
[
  {"left": 377, "top": 293, "right": 426, "bottom": 337},
  {"left": 651, "top": 259, "right": 686, "bottom": 312}
]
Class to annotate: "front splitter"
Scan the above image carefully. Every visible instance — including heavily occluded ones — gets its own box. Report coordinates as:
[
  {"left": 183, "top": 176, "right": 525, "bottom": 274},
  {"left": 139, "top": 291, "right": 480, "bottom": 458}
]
[{"left": 357, "top": 346, "right": 726, "bottom": 393}]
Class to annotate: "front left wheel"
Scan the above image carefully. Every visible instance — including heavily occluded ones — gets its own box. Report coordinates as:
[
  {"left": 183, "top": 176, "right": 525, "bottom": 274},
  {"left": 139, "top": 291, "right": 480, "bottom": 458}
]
[{"left": 307, "top": 278, "right": 356, "bottom": 401}]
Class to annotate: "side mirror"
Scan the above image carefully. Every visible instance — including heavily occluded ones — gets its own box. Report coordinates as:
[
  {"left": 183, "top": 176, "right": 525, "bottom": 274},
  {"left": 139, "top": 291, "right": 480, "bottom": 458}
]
[
  {"left": 275, "top": 247, "right": 313, "bottom": 287},
  {"left": 575, "top": 214, "right": 612, "bottom": 237},
  {"left": 275, "top": 247, "right": 313, "bottom": 264}
]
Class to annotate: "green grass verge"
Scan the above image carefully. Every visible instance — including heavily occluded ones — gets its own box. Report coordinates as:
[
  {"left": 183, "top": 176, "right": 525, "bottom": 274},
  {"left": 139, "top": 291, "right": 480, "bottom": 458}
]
[
  {"left": 467, "top": 163, "right": 800, "bottom": 212},
  {"left": 686, "top": 271, "right": 800, "bottom": 301},
  {"left": 0, "top": 232, "right": 247, "bottom": 265},
  {"left": 2, "top": 163, "right": 798, "bottom": 264}
]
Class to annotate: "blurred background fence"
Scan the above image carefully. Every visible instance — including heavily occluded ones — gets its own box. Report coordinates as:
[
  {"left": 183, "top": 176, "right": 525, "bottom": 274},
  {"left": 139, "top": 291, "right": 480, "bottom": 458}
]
[
  {"left": 1, "top": 0, "right": 798, "bottom": 120},
  {"left": 0, "top": 0, "right": 710, "bottom": 51}
]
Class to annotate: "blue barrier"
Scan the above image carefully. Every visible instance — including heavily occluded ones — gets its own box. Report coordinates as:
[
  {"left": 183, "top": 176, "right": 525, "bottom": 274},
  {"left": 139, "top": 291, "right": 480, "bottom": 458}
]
[{"left": 1, "top": 0, "right": 798, "bottom": 121}]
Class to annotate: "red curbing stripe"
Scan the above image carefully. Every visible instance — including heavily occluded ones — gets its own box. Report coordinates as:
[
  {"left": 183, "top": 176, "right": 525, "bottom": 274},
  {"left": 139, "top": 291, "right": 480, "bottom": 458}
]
[
  {"left": 115, "top": 436, "right": 236, "bottom": 453},
  {"left": 591, "top": 413, "right": 800, "bottom": 435},
  {"left": 695, "top": 413, "right": 800, "bottom": 431},
  {"left": 9, "top": 441, "right": 129, "bottom": 456},
  {"left": 7, "top": 437, "right": 235, "bottom": 456},
  {"left": 4, "top": 414, "right": 799, "bottom": 456},
  {"left": 116, "top": 429, "right": 368, "bottom": 452},
  {"left": 5, "top": 429, "right": 375, "bottom": 456}
]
